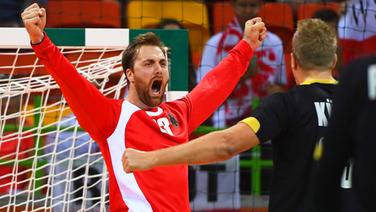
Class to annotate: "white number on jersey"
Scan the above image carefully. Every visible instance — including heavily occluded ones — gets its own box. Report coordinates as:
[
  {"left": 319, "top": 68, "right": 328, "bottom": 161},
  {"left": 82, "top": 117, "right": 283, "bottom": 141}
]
[
  {"left": 314, "top": 99, "right": 332, "bottom": 127},
  {"left": 341, "top": 160, "right": 353, "bottom": 189},
  {"left": 368, "top": 64, "right": 376, "bottom": 100},
  {"left": 156, "top": 117, "right": 173, "bottom": 136}
]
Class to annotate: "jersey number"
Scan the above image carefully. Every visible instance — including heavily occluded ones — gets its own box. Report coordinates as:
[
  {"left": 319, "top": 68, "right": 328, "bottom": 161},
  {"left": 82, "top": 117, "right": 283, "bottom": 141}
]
[
  {"left": 368, "top": 64, "right": 376, "bottom": 100},
  {"left": 156, "top": 117, "right": 173, "bottom": 136}
]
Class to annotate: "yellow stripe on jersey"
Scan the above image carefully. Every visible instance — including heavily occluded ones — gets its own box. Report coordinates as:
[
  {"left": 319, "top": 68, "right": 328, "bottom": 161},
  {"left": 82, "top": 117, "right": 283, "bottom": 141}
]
[
  {"left": 240, "top": 117, "right": 260, "bottom": 133},
  {"left": 300, "top": 78, "right": 338, "bottom": 85},
  {"left": 313, "top": 139, "right": 323, "bottom": 161}
]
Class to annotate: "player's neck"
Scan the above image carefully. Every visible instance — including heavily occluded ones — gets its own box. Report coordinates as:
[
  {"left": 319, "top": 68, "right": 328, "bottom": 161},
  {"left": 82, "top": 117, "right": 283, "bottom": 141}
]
[
  {"left": 298, "top": 69, "right": 335, "bottom": 85},
  {"left": 125, "top": 92, "right": 154, "bottom": 110}
]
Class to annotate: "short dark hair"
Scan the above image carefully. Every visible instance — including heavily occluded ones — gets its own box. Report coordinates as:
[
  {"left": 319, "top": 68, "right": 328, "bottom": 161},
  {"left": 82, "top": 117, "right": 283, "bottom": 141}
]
[
  {"left": 157, "top": 18, "right": 184, "bottom": 29},
  {"left": 312, "top": 9, "right": 339, "bottom": 24},
  {"left": 121, "top": 32, "right": 166, "bottom": 74}
]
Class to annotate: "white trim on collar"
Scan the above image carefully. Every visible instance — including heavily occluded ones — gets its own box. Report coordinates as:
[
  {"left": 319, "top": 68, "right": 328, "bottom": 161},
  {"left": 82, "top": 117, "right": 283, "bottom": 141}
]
[{"left": 145, "top": 107, "right": 163, "bottom": 116}]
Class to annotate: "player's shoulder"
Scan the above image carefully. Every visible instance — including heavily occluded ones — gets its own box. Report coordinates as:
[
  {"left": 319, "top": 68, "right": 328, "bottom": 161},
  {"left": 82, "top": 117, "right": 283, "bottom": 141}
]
[
  {"left": 260, "top": 91, "right": 289, "bottom": 108},
  {"left": 286, "top": 84, "right": 336, "bottom": 105}
]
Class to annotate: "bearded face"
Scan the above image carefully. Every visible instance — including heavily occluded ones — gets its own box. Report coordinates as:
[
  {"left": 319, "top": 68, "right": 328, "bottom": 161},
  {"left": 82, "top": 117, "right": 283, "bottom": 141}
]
[
  {"left": 133, "top": 73, "right": 166, "bottom": 107},
  {"left": 128, "top": 45, "right": 169, "bottom": 108}
]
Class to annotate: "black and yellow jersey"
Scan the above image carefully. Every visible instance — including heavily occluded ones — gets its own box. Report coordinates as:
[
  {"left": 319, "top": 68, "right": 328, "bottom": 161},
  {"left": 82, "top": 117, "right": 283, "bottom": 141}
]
[
  {"left": 242, "top": 78, "right": 337, "bottom": 212},
  {"left": 317, "top": 56, "right": 376, "bottom": 212}
]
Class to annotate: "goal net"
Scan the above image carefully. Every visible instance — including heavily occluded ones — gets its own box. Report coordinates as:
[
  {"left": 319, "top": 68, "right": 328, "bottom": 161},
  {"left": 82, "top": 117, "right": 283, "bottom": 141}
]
[{"left": 0, "top": 28, "right": 188, "bottom": 211}]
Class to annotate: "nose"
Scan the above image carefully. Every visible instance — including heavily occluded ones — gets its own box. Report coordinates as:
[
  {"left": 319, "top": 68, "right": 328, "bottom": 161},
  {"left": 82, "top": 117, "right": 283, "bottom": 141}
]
[{"left": 154, "top": 62, "right": 164, "bottom": 75}]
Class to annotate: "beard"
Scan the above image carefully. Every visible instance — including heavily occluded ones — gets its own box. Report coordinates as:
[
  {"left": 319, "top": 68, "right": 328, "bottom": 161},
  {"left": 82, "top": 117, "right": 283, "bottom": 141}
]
[{"left": 135, "top": 82, "right": 164, "bottom": 107}]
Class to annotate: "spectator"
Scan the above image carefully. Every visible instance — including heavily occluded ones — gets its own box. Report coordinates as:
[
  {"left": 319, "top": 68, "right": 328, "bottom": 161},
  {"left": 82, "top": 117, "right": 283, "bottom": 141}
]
[
  {"left": 197, "top": 0, "right": 286, "bottom": 128},
  {"left": 338, "top": 0, "right": 376, "bottom": 64},
  {"left": 195, "top": 0, "right": 286, "bottom": 209}
]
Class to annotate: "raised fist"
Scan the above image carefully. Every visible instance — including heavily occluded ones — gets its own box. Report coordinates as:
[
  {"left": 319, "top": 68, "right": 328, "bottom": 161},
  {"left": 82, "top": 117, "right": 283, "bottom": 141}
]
[
  {"left": 243, "top": 17, "right": 267, "bottom": 50},
  {"left": 21, "top": 3, "right": 46, "bottom": 44}
]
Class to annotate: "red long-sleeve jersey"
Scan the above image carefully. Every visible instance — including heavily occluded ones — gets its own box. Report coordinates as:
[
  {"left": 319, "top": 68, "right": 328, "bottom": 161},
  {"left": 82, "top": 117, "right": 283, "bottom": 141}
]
[{"left": 32, "top": 34, "right": 253, "bottom": 211}]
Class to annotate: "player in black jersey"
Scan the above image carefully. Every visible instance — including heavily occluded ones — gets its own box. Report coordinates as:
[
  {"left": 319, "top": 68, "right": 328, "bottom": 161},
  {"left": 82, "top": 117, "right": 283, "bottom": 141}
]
[
  {"left": 315, "top": 56, "right": 376, "bottom": 212},
  {"left": 122, "top": 19, "right": 338, "bottom": 212}
]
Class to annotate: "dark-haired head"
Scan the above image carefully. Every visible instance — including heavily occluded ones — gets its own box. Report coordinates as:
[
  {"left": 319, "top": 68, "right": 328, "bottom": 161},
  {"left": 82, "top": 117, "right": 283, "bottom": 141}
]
[
  {"left": 157, "top": 18, "right": 184, "bottom": 30},
  {"left": 122, "top": 32, "right": 166, "bottom": 76},
  {"left": 312, "top": 9, "right": 339, "bottom": 30}
]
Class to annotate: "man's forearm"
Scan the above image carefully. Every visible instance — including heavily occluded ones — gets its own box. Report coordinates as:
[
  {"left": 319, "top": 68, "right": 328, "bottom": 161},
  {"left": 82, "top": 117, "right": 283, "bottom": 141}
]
[
  {"left": 151, "top": 131, "right": 232, "bottom": 167},
  {"left": 150, "top": 123, "right": 260, "bottom": 168}
]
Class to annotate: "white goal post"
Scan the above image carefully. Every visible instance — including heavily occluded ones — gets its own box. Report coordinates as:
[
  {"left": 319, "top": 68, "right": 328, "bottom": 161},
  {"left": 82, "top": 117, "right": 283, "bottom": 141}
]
[{"left": 0, "top": 28, "right": 188, "bottom": 211}]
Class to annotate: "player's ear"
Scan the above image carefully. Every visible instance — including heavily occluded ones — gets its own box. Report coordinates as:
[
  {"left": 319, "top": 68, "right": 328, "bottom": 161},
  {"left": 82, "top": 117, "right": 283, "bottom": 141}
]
[
  {"left": 291, "top": 53, "right": 301, "bottom": 84},
  {"left": 291, "top": 53, "right": 297, "bottom": 71},
  {"left": 331, "top": 53, "right": 338, "bottom": 70},
  {"left": 126, "top": 69, "right": 135, "bottom": 84}
]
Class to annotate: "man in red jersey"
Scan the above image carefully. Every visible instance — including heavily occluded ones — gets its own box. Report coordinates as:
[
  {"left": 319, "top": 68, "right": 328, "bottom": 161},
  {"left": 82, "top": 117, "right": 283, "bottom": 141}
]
[{"left": 21, "top": 3, "right": 266, "bottom": 211}]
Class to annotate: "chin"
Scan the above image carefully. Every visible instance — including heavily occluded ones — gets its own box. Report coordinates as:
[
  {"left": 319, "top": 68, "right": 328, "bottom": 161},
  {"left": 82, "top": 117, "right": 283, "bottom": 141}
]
[{"left": 143, "top": 96, "right": 163, "bottom": 108}]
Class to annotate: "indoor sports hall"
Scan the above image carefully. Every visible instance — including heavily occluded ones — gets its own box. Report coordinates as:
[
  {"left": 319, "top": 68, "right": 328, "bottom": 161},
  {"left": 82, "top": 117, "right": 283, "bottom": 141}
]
[{"left": 0, "top": 0, "right": 375, "bottom": 211}]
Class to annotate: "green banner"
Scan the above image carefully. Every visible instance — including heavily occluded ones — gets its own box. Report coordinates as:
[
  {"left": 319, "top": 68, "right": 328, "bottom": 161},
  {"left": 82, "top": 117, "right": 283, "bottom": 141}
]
[
  {"left": 45, "top": 28, "right": 85, "bottom": 46},
  {"left": 130, "top": 29, "right": 189, "bottom": 91}
]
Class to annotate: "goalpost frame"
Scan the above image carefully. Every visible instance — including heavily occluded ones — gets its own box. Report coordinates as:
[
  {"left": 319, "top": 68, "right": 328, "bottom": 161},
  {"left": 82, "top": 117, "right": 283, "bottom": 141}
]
[{"left": 0, "top": 27, "right": 189, "bottom": 93}]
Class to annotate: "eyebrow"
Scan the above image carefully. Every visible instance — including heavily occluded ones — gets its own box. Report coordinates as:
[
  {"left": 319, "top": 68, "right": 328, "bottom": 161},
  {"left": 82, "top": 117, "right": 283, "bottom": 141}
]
[
  {"left": 145, "top": 56, "right": 167, "bottom": 61},
  {"left": 142, "top": 58, "right": 167, "bottom": 64}
]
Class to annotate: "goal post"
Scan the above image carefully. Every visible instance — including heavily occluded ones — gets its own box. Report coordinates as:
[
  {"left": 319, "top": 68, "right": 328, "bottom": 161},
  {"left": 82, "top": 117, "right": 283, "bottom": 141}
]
[
  {"left": 0, "top": 27, "right": 189, "bottom": 94},
  {"left": 0, "top": 28, "right": 188, "bottom": 211}
]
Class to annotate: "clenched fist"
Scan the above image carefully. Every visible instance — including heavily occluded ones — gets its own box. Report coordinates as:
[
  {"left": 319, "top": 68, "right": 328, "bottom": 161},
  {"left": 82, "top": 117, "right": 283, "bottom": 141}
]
[
  {"left": 122, "top": 148, "right": 155, "bottom": 173},
  {"left": 243, "top": 17, "right": 267, "bottom": 50},
  {"left": 21, "top": 3, "right": 46, "bottom": 44}
]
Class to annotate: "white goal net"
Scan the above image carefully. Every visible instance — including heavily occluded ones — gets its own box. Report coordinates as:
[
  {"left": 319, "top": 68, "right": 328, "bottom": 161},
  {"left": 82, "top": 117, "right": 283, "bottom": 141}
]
[{"left": 0, "top": 28, "right": 127, "bottom": 212}]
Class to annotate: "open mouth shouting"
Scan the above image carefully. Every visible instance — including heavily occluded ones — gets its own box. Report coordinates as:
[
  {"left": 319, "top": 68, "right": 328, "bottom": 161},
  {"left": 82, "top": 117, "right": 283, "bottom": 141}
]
[{"left": 150, "top": 78, "right": 164, "bottom": 98}]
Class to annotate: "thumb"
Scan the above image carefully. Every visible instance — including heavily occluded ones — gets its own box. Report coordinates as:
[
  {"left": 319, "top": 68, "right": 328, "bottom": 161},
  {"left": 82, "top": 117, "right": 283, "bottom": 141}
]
[
  {"left": 39, "top": 8, "right": 46, "bottom": 17},
  {"left": 39, "top": 8, "right": 47, "bottom": 28}
]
